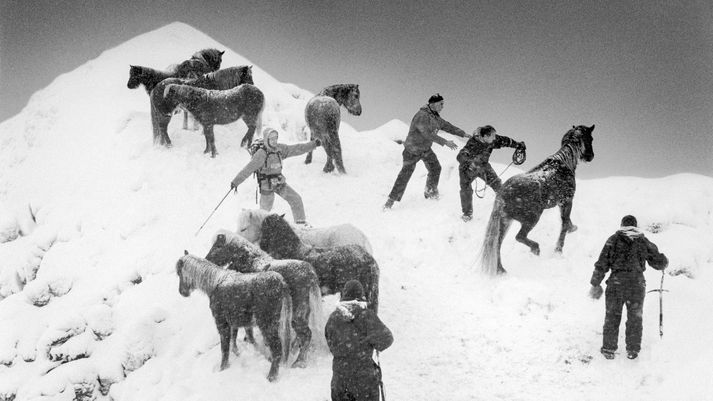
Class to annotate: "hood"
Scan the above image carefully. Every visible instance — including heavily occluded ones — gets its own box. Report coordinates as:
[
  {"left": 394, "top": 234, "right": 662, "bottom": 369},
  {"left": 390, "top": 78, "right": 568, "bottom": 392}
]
[
  {"left": 617, "top": 226, "right": 644, "bottom": 242},
  {"left": 334, "top": 300, "right": 368, "bottom": 321}
]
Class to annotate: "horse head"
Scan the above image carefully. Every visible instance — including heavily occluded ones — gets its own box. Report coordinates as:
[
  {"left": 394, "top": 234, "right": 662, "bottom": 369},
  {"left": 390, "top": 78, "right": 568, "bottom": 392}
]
[
  {"left": 194, "top": 48, "right": 224, "bottom": 71},
  {"left": 176, "top": 256, "right": 192, "bottom": 297},
  {"left": 205, "top": 232, "right": 235, "bottom": 267},
  {"left": 238, "top": 65, "right": 254, "bottom": 85},
  {"left": 563, "top": 124, "right": 595, "bottom": 162},
  {"left": 127, "top": 65, "right": 142, "bottom": 89},
  {"left": 260, "top": 214, "right": 302, "bottom": 259},
  {"left": 343, "top": 84, "right": 362, "bottom": 116},
  {"left": 237, "top": 208, "right": 265, "bottom": 242}
]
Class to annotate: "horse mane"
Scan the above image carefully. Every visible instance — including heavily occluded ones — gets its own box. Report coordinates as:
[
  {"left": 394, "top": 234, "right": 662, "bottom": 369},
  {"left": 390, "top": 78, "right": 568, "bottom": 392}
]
[
  {"left": 238, "top": 208, "right": 269, "bottom": 229},
  {"left": 178, "top": 254, "right": 231, "bottom": 296},
  {"left": 203, "top": 66, "right": 254, "bottom": 88},
  {"left": 318, "top": 84, "right": 358, "bottom": 104},
  {"left": 261, "top": 214, "right": 305, "bottom": 258},
  {"left": 528, "top": 128, "right": 585, "bottom": 173}
]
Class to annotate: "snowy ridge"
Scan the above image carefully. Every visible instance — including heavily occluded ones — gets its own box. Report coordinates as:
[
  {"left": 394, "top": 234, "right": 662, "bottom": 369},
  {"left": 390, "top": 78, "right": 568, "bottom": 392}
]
[{"left": 0, "top": 22, "right": 712, "bottom": 401}]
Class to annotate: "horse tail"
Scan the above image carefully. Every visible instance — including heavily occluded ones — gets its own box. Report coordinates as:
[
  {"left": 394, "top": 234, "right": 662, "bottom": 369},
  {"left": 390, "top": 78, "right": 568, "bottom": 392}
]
[
  {"left": 479, "top": 196, "right": 511, "bottom": 276},
  {"left": 307, "top": 274, "right": 327, "bottom": 350},
  {"left": 366, "top": 258, "right": 380, "bottom": 314},
  {"left": 278, "top": 281, "right": 293, "bottom": 364}
]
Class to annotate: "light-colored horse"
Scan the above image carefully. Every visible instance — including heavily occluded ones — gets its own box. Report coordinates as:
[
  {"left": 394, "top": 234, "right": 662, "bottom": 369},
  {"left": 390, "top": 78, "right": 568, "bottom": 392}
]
[{"left": 237, "top": 209, "right": 373, "bottom": 255}]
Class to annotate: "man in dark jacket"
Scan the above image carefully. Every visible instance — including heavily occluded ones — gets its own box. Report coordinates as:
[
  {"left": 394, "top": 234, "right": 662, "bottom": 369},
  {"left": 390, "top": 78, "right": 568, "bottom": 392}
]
[
  {"left": 589, "top": 215, "right": 668, "bottom": 360},
  {"left": 325, "top": 280, "right": 393, "bottom": 401},
  {"left": 456, "top": 125, "right": 525, "bottom": 221},
  {"left": 383, "top": 93, "right": 471, "bottom": 209}
]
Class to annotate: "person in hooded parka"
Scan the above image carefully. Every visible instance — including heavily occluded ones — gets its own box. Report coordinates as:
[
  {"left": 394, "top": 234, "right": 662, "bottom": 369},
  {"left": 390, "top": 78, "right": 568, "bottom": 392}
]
[
  {"left": 230, "top": 127, "right": 320, "bottom": 226},
  {"left": 589, "top": 215, "right": 668, "bottom": 360},
  {"left": 325, "top": 280, "right": 393, "bottom": 401}
]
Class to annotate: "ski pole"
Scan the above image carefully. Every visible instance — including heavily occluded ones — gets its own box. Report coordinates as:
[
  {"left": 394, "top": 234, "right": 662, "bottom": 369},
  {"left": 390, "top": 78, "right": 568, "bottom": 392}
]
[
  {"left": 376, "top": 351, "right": 386, "bottom": 401},
  {"left": 194, "top": 188, "right": 233, "bottom": 237},
  {"left": 647, "top": 270, "right": 669, "bottom": 338}
]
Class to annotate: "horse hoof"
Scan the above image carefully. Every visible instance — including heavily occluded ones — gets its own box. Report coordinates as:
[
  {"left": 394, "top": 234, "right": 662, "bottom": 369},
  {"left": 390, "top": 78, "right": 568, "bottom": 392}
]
[
  {"left": 554, "top": 247, "right": 563, "bottom": 254},
  {"left": 291, "top": 360, "right": 307, "bottom": 369},
  {"left": 568, "top": 224, "right": 578, "bottom": 233},
  {"left": 531, "top": 247, "right": 540, "bottom": 256},
  {"left": 267, "top": 373, "right": 278, "bottom": 382},
  {"left": 323, "top": 166, "right": 335, "bottom": 173}
]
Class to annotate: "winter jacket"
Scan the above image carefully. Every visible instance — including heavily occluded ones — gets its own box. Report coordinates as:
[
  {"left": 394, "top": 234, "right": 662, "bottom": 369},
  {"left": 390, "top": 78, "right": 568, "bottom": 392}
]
[
  {"left": 456, "top": 134, "right": 519, "bottom": 166},
  {"left": 231, "top": 141, "right": 318, "bottom": 187},
  {"left": 590, "top": 227, "right": 668, "bottom": 286},
  {"left": 403, "top": 105, "right": 466, "bottom": 154},
  {"left": 325, "top": 300, "right": 393, "bottom": 376}
]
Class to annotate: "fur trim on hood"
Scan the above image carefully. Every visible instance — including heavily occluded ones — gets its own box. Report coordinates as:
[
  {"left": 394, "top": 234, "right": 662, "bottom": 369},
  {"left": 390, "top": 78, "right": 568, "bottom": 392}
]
[
  {"left": 617, "top": 226, "right": 644, "bottom": 241},
  {"left": 334, "top": 300, "right": 368, "bottom": 321}
]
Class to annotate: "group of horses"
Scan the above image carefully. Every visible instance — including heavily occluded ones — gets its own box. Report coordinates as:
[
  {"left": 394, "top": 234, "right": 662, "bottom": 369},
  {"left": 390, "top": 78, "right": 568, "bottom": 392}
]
[
  {"left": 176, "top": 212, "right": 377, "bottom": 381},
  {"left": 134, "top": 49, "right": 598, "bottom": 382},
  {"left": 127, "top": 48, "right": 362, "bottom": 170}
]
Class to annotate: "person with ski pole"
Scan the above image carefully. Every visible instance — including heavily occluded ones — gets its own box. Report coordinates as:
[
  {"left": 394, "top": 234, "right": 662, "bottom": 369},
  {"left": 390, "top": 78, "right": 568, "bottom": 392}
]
[{"left": 589, "top": 215, "right": 668, "bottom": 360}]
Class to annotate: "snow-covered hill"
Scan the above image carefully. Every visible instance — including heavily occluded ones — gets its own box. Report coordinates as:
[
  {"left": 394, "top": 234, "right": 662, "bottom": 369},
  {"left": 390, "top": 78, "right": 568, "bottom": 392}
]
[{"left": 0, "top": 22, "right": 711, "bottom": 401}]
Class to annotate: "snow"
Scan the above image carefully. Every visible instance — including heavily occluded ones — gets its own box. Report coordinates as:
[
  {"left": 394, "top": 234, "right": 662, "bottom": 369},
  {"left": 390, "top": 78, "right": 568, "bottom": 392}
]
[{"left": 1, "top": 21, "right": 712, "bottom": 401}]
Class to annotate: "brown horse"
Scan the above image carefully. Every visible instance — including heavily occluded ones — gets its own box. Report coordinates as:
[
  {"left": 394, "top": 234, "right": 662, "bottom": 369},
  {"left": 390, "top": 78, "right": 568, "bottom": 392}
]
[
  {"left": 126, "top": 48, "right": 224, "bottom": 93},
  {"left": 304, "top": 84, "right": 362, "bottom": 174},
  {"left": 176, "top": 252, "right": 291, "bottom": 381},
  {"left": 479, "top": 125, "right": 595, "bottom": 275},
  {"left": 162, "top": 83, "right": 264, "bottom": 156}
]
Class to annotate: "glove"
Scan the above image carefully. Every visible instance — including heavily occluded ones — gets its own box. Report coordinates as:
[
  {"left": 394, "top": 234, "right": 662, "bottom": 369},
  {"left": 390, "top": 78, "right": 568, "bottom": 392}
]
[
  {"left": 517, "top": 141, "right": 526, "bottom": 150},
  {"left": 445, "top": 140, "right": 458, "bottom": 150},
  {"left": 589, "top": 284, "right": 603, "bottom": 300},
  {"left": 314, "top": 138, "right": 322, "bottom": 147},
  {"left": 230, "top": 182, "right": 238, "bottom": 193}
]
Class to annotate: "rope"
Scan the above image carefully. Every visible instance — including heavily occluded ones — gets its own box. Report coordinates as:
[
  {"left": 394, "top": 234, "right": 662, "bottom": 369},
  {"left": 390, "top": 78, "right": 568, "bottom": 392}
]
[{"left": 474, "top": 147, "right": 525, "bottom": 199}]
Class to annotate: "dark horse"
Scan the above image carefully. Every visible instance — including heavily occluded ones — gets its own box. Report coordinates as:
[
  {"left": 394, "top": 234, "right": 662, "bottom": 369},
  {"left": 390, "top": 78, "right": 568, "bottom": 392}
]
[
  {"left": 205, "top": 230, "right": 324, "bottom": 368},
  {"left": 479, "top": 125, "right": 595, "bottom": 275},
  {"left": 259, "top": 214, "right": 380, "bottom": 313},
  {"left": 126, "top": 48, "right": 224, "bottom": 93},
  {"left": 304, "top": 84, "right": 362, "bottom": 174},
  {"left": 176, "top": 252, "right": 291, "bottom": 381},
  {"left": 150, "top": 66, "right": 254, "bottom": 148},
  {"left": 162, "top": 83, "right": 264, "bottom": 156}
]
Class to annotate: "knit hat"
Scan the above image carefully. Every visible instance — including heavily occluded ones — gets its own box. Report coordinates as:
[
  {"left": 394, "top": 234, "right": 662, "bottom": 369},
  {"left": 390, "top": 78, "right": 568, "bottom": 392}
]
[
  {"left": 340, "top": 280, "right": 365, "bottom": 301},
  {"left": 621, "top": 215, "right": 638, "bottom": 227},
  {"left": 428, "top": 93, "right": 444, "bottom": 104}
]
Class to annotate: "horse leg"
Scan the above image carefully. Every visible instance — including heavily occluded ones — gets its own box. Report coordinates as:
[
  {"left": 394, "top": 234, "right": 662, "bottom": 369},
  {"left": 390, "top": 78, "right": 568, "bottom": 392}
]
[
  {"left": 514, "top": 213, "right": 542, "bottom": 256},
  {"left": 496, "top": 216, "right": 512, "bottom": 274},
  {"left": 330, "top": 132, "right": 346, "bottom": 174},
  {"left": 241, "top": 117, "right": 258, "bottom": 148},
  {"left": 151, "top": 103, "right": 172, "bottom": 147},
  {"left": 256, "top": 316, "right": 282, "bottom": 382},
  {"left": 216, "top": 320, "right": 231, "bottom": 370},
  {"left": 555, "top": 199, "right": 577, "bottom": 253},
  {"left": 203, "top": 125, "right": 217, "bottom": 157},
  {"left": 182, "top": 109, "right": 189, "bottom": 130},
  {"left": 291, "top": 292, "right": 312, "bottom": 368},
  {"left": 244, "top": 326, "right": 256, "bottom": 344},
  {"left": 304, "top": 150, "right": 313, "bottom": 165},
  {"left": 322, "top": 139, "right": 335, "bottom": 173},
  {"left": 230, "top": 327, "right": 240, "bottom": 357}
]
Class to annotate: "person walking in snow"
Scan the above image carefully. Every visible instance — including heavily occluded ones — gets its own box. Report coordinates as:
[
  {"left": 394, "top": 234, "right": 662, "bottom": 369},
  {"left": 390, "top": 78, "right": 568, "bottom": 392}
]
[
  {"left": 230, "top": 127, "right": 320, "bottom": 226},
  {"left": 326, "top": 280, "right": 393, "bottom": 401},
  {"left": 589, "top": 215, "right": 668, "bottom": 360},
  {"left": 456, "top": 125, "right": 525, "bottom": 222},
  {"left": 383, "top": 93, "right": 471, "bottom": 210}
]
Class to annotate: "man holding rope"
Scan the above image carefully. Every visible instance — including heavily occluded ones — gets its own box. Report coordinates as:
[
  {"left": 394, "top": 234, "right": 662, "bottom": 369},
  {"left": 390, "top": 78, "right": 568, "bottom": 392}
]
[{"left": 456, "top": 125, "right": 525, "bottom": 222}]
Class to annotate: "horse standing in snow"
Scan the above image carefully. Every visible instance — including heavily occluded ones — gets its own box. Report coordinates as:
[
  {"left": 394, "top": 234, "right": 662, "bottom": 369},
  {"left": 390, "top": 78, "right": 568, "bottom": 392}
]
[
  {"left": 150, "top": 66, "right": 254, "bottom": 148},
  {"left": 175, "top": 252, "right": 291, "bottom": 381},
  {"left": 237, "top": 209, "right": 374, "bottom": 255},
  {"left": 259, "top": 214, "right": 380, "bottom": 313},
  {"left": 126, "top": 48, "right": 224, "bottom": 93},
  {"left": 205, "top": 230, "right": 324, "bottom": 368},
  {"left": 162, "top": 83, "right": 265, "bottom": 156},
  {"left": 304, "top": 84, "right": 362, "bottom": 174},
  {"left": 479, "top": 125, "right": 595, "bottom": 275}
]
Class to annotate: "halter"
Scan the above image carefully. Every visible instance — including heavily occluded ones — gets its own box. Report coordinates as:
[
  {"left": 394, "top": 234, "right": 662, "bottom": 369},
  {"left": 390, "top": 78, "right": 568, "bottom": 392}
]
[{"left": 474, "top": 148, "right": 527, "bottom": 199}]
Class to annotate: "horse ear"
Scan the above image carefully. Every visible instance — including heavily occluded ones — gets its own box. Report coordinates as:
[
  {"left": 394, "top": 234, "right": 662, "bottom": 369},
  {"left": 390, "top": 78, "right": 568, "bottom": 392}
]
[
  {"left": 249, "top": 65, "right": 253, "bottom": 70},
  {"left": 184, "top": 250, "right": 189, "bottom": 255},
  {"left": 217, "top": 234, "right": 226, "bottom": 244},
  {"left": 280, "top": 214, "right": 286, "bottom": 219},
  {"left": 590, "top": 124, "right": 595, "bottom": 131},
  {"left": 219, "top": 50, "right": 225, "bottom": 55}
]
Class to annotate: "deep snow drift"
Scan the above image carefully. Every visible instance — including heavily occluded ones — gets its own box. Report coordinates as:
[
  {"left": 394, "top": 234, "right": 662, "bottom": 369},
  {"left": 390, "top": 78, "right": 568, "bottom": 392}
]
[{"left": 0, "top": 22, "right": 711, "bottom": 401}]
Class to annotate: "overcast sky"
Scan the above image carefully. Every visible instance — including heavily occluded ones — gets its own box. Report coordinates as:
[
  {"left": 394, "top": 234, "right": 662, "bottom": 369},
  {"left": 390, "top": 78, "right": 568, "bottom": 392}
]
[{"left": 1, "top": 0, "right": 711, "bottom": 178}]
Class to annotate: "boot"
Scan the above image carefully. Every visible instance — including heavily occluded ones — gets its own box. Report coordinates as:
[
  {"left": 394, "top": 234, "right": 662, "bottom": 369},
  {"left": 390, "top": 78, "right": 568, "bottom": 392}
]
[
  {"left": 600, "top": 348, "right": 615, "bottom": 360},
  {"left": 461, "top": 214, "right": 473, "bottom": 222},
  {"left": 424, "top": 188, "right": 440, "bottom": 200},
  {"left": 383, "top": 198, "right": 395, "bottom": 210}
]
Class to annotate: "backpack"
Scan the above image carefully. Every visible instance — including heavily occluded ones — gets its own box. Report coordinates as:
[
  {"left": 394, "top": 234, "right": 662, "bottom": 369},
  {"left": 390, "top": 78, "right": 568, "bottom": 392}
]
[{"left": 248, "top": 139, "right": 282, "bottom": 184}]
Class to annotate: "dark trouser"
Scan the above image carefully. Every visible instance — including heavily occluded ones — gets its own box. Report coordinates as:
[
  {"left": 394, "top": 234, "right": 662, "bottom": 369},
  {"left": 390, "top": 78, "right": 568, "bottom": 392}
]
[
  {"left": 388, "top": 148, "right": 441, "bottom": 201},
  {"left": 602, "top": 275, "right": 646, "bottom": 353},
  {"left": 331, "top": 370, "right": 380, "bottom": 401},
  {"left": 459, "top": 162, "right": 502, "bottom": 215}
]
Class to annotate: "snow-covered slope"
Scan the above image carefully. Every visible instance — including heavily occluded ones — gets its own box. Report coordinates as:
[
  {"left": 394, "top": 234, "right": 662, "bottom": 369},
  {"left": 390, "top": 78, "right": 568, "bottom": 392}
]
[{"left": 0, "top": 22, "right": 712, "bottom": 401}]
